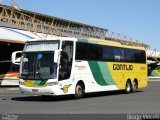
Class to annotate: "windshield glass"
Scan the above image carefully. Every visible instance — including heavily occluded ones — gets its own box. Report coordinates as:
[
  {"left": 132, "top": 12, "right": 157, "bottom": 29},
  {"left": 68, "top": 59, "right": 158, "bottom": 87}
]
[
  {"left": 20, "top": 52, "right": 57, "bottom": 80},
  {"left": 20, "top": 41, "right": 59, "bottom": 80}
]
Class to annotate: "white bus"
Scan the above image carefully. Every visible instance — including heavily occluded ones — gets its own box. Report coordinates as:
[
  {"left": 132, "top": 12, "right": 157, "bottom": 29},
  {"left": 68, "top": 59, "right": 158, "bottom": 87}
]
[{"left": 12, "top": 37, "right": 148, "bottom": 98}]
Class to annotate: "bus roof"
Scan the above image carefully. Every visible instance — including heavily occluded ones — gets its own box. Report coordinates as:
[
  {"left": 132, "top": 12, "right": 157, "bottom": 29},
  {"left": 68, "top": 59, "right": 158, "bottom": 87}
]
[
  {"left": 27, "top": 36, "right": 146, "bottom": 51},
  {"left": 78, "top": 38, "right": 146, "bottom": 51}
]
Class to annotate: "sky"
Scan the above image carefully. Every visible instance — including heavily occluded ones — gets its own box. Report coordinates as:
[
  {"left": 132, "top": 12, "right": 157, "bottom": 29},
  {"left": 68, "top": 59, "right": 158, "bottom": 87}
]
[{"left": 1, "top": 0, "right": 160, "bottom": 50}]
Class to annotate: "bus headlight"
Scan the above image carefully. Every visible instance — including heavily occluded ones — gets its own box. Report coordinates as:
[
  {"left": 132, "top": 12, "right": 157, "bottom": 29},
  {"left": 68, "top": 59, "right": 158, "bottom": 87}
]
[
  {"left": 47, "top": 82, "right": 58, "bottom": 86},
  {"left": 19, "top": 81, "right": 25, "bottom": 86}
]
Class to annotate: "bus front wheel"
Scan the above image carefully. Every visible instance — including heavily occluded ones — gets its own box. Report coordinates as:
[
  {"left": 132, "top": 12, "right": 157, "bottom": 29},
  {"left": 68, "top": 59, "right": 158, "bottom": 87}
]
[{"left": 75, "top": 83, "right": 85, "bottom": 99}]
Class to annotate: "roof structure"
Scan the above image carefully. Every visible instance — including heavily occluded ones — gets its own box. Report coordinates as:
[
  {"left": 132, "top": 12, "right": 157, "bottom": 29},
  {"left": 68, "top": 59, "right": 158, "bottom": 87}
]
[
  {"left": 0, "top": 27, "right": 36, "bottom": 42},
  {"left": 0, "top": 4, "right": 107, "bottom": 39},
  {"left": 0, "top": 4, "right": 160, "bottom": 62}
]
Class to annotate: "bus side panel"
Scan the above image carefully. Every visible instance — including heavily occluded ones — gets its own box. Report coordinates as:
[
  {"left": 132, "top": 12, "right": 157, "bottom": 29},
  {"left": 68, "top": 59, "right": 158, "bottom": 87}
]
[
  {"left": 74, "top": 61, "right": 118, "bottom": 93},
  {"left": 107, "top": 62, "right": 148, "bottom": 89},
  {"left": 88, "top": 61, "right": 116, "bottom": 86}
]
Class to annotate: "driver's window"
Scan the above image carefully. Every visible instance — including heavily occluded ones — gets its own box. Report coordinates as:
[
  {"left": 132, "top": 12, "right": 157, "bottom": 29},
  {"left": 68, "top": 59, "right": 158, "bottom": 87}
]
[{"left": 59, "top": 41, "right": 73, "bottom": 80}]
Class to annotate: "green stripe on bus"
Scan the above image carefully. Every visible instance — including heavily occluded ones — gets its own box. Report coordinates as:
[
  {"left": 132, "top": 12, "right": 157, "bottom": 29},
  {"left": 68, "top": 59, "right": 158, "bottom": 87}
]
[
  {"left": 98, "top": 62, "right": 115, "bottom": 85},
  {"left": 33, "top": 80, "right": 47, "bottom": 86},
  {"left": 78, "top": 39, "right": 88, "bottom": 43},
  {"left": 78, "top": 39, "right": 98, "bottom": 44},
  {"left": 150, "top": 71, "right": 159, "bottom": 77},
  {"left": 88, "top": 61, "right": 108, "bottom": 86}
]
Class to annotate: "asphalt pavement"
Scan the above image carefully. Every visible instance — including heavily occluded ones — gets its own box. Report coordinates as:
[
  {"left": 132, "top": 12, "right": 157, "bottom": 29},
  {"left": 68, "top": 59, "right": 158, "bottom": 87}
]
[{"left": 0, "top": 80, "right": 160, "bottom": 120}]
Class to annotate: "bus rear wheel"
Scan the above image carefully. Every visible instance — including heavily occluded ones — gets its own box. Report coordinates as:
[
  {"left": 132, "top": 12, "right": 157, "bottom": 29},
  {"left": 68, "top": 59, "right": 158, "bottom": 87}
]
[
  {"left": 75, "top": 83, "right": 85, "bottom": 99},
  {"left": 125, "top": 81, "right": 131, "bottom": 94}
]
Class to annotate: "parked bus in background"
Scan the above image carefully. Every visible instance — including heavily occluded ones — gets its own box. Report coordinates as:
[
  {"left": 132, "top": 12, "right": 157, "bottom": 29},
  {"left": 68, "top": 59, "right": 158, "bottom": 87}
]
[
  {"left": 12, "top": 37, "right": 148, "bottom": 98},
  {"left": 0, "top": 40, "right": 24, "bottom": 85},
  {"left": 148, "top": 63, "right": 160, "bottom": 78}
]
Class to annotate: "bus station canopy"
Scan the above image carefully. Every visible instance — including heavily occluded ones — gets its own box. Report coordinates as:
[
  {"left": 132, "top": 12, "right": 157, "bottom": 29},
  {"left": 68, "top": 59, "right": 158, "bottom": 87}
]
[{"left": 0, "top": 27, "right": 40, "bottom": 43}]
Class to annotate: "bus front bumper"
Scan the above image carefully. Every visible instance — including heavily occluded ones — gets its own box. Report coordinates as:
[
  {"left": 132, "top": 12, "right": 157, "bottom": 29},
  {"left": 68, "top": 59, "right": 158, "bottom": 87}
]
[{"left": 19, "top": 85, "right": 64, "bottom": 96}]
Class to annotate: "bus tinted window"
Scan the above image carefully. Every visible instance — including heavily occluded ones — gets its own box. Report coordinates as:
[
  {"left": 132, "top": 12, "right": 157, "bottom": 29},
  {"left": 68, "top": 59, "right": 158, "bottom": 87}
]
[
  {"left": 76, "top": 42, "right": 114, "bottom": 61},
  {"left": 88, "top": 44, "right": 102, "bottom": 60},
  {"left": 114, "top": 47, "right": 125, "bottom": 62},
  {"left": 124, "top": 48, "right": 146, "bottom": 63},
  {"left": 76, "top": 42, "right": 88, "bottom": 60},
  {"left": 102, "top": 46, "right": 114, "bottom": 61},
  {"left": 76, "top": 42, "right": 146, "bottom": 63}
]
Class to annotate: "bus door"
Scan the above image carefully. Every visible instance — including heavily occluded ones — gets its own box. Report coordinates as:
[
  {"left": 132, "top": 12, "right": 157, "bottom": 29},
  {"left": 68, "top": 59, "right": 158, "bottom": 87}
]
[{"left": 58, "top": 41, "right": 74, "bottom": 81}]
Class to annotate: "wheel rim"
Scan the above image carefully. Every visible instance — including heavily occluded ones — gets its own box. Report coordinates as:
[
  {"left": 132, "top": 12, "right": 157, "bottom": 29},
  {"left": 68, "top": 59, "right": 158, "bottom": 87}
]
[
  {"left": 126, "top": 82, "right": 131, "bottom": 93},
  {"left": 76, "top": 85, "right": 83, "bottom": 97},
  {"left": 133, "top": 81, "right": 137, "bottom": 91}
]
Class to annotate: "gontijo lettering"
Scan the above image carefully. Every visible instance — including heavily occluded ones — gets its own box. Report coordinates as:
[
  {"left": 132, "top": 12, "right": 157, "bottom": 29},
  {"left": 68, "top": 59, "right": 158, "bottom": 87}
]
[{"left": 113, "top": 64, "right": 133, "bottom": 70}]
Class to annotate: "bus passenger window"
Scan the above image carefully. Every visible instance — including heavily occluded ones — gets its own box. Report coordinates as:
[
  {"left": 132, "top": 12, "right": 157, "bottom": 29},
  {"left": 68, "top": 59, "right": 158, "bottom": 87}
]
[{"left": 114, "top": 47, "right": 125, "bottom": 61}]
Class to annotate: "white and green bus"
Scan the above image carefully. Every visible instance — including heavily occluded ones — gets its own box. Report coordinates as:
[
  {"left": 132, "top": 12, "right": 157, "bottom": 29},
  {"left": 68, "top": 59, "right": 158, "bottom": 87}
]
[{"left": 12, "top": 37, "right": 148, "bottom": 98}]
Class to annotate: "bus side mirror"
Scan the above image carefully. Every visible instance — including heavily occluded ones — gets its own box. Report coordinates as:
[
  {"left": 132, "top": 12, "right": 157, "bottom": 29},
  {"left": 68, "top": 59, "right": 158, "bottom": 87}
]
[
  {"left": 12, "top": 51, "right": 22, "bottom": 65},
  {"left": 54, "top": 50, "right": 61, "bottom": 63}
]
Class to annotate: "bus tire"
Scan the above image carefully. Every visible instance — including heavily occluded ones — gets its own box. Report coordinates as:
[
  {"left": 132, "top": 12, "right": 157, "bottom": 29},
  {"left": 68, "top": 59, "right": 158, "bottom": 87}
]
[
  {"left": 125, "top": 80, "right": 131, "bottom": 94},
  {"left": 74, "top": 83, "right": 85, "bottom": 99},
  {"left": 131, "top": 80, "right": 138, "bottom": 93}
]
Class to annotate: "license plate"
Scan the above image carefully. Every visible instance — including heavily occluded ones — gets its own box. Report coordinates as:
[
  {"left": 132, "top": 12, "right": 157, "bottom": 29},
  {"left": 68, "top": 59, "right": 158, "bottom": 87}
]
[{"left": 32, "top": 89, "right": 38, "bottom": 93}]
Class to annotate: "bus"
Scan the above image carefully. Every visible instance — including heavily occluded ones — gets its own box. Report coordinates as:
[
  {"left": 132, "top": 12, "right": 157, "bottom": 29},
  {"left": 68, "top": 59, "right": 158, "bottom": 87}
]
[
  {"left": 148, "top": 63, "right": 160, "bottom": 78},
  {"left": 12, "top": 37, "right": 148, "bottom": 98},
  {"left": 0, "top": 40, "right": 24, "bottom": 86}
]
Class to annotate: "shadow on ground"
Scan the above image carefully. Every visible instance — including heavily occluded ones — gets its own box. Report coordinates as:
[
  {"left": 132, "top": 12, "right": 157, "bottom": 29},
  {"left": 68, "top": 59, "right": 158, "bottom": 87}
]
[{"left": 11, "top": 90, "right": 143, "bottom": 102}]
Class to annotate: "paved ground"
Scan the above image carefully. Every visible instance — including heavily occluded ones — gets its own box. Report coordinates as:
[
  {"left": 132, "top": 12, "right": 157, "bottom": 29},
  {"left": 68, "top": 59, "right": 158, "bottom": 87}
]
[
  {"left": 0, "top": 80, "right": 160, "bottom": 120},
  {"left": 0, "top": 87, "right": 19, "bottom": 93}
]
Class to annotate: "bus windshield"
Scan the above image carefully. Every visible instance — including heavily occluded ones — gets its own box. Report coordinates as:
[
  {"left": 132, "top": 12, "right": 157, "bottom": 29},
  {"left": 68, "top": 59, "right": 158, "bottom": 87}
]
[
  {"left": 20, "top": 52, "right": 57, "bottom": 80},
  {"left": 20, "top": 41, "right": 60, "bottom": 80}
]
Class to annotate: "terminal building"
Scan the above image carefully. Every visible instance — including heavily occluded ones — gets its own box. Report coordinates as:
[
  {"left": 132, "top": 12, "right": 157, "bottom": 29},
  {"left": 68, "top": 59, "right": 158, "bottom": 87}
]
[
  {"left": 0, "top": 4, "right": 107, "bottom": 86},
  {"left": 0, "top": 4, "right": 160, "bottom": 85}
]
